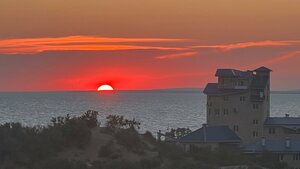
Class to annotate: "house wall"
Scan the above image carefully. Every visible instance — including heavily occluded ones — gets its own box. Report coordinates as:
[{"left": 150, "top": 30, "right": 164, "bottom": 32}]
[
  {"left": 182, "top": 142, "right": 219, "bottom": 152},
  {"left": 206, "top": 72, "right": 270, "bottom": 144},
  {"left": 263, "top": 126, "right": 300, "bottom": 140},
  {"left": 280, "top": 153, "right": 300, "bottom": 169},
  {"left": 218, "top": 77, "right": 250, "bottom": 89},
  {"left": 207, "top": 93, "right": 266, "bottom": 144}
]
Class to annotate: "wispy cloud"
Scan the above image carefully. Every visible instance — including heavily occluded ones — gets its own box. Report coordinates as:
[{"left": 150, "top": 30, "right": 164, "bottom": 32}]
[
  {"left": 192, "top": 40, "right": 300, "bottom": 51},
  {"left": 0, "top": 36, "right": 187, "bottom": 55},
  {"left": 155, "top": 52, "right": 198, "bottom": 59},
  {"left": 263, "top": 51, "right": 300, "bottom": 66}
]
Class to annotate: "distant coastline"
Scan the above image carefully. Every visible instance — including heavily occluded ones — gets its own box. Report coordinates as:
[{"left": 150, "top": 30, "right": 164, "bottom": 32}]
[{"left": 1, "top": 88, "right": 300, "bottom": 94}]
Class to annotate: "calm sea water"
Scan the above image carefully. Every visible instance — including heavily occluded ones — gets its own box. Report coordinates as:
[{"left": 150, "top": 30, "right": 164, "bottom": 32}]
[{"left": 0, "top": 91, "right": 299, "bottom": 134}]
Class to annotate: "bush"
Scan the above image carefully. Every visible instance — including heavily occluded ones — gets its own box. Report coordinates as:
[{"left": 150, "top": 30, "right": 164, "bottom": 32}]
[
  {"left": 98, "top": 141, "right": 113, "bottom": 158},
  {"left": 143, "top": 131, "right": 156, "bottom": 143},
  {"left": 139, "top": 157, "right": 161, "bottom": 169},
  {"left": 32, "top": 159, "right": 88, "bottom": 169},
  {"left": 115, "top": 128, "right": 142, "bottom": 150},
  {"left": 106, "top": 115, "right": 140, "bottom": 130},
  {"left": 0, "top": 111, "right": 96, "bottom": 167},
  {"left": 102, "top": 160, "right": 140, "bottom": 169}
]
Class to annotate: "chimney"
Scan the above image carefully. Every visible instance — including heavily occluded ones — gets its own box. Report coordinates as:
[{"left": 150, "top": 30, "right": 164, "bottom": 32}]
[
  {"left": 285, "top": 137, "right": 291, "bottom": 148},
  {"left": 285, "top": 114, "right": 290, "bottom": 118},
  {"left": 261, "top": 137, "right": 266, "bottom": 147},
  {"left": 202, "top": 124, "right": 207, "bottom": 143}
]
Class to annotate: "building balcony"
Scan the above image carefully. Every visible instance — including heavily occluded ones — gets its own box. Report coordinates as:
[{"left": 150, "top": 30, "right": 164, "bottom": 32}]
[
  {"left": 250, "top": 95, "right": 265, "bottom": 102},
  {"left": 218, "top": 84, "right": 248, "bottom": 90},
  {"left": 234, "top": 86, "right": 248, "bottom": 89}
]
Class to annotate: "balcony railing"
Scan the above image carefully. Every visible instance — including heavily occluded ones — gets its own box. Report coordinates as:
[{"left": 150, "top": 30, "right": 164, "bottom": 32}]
[
  {"left": 250, "top": 95, "right": 265, "bottom": 102},
  {"left": 234, "top": 86, "right": 248, "bottom": 89}
]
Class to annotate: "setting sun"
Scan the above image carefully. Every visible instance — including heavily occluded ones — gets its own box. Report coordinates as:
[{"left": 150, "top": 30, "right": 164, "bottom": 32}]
[{"left": 97, "top": 84, "right": 114, "bottom": 91}]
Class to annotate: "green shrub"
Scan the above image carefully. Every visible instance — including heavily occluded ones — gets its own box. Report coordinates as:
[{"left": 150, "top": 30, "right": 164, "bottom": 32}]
[
  {"left": 98, "top": 141, "right": 113, "bottom": 158},
  {"left": 106, "top": 115, "right": 140, "bottom": 129},
  {"left": 139, "top": 157, "right": 161, "bottom": 169},
  {"left": 115, "top": 128, "right": 142, "bottom": 150},
  {"left": 32, "top": 159, "right": 88, "bottom": 169},
  {"left": 0, "top": 111, "right": 96, "bottom": 167},
  {"left": 103, "top": 160, "right": 140, "bottom": 169}
]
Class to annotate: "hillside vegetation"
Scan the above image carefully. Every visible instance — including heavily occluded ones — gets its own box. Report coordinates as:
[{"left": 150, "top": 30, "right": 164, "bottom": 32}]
[{"left": 0, "top": 111, "right": 287, "bottom": 169}]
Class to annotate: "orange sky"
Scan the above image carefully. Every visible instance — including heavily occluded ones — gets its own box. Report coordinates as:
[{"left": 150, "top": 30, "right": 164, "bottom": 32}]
[{"left": 0, "top": 0, "right": 300, "bottom": 91}]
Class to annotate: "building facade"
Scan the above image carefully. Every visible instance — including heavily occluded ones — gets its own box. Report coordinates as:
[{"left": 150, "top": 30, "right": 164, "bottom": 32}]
[{"left": 204, "top": 66, "right": 271, "bottom": 144}]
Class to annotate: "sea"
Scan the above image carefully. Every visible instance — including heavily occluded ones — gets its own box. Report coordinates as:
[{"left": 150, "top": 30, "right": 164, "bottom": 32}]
[{"left": 0, "top": 90, "right": 299, "bottom": 134}]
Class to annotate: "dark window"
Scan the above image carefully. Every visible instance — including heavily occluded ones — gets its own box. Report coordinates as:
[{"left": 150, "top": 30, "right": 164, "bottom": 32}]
[
  {"left": 240, "top": 96, "right": 246, "bottom": 102},
  {"left": 223, "top": 109, "right": 229, "bottom": 116},
  {"left": 269, "top": 128, "right": 276, "bottom": 134},
  {"left": 214, "top": 109, "right": 220, "bottom": 116},
  {"left": 253, "top": 104, "right": 259, "bottom": 109},
  {"left": 224, "top": 96, "right": 229, "bottom": 101},
  {"left": 253, "top": 120, "right": 258, "bottom": 125},
  {"left": 233, "top": 125, "right": 239, "bottom": 132},
  {"left": 240, "top": 81, "right": 244, "bottom": 86},
  {"left": 252, "top": 131, "right": 258, "bottom": 137},
  {"left": 279, "top": 154, "right": 284, "bottom": 161},
  {"left": 293, "top": 154, "right": 300, "bottom": 160}
]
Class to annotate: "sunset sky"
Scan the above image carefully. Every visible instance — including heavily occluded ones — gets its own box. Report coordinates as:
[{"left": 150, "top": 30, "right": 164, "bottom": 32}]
[{"left": 1, "top": 0, "right": 300, "bottom": 91}]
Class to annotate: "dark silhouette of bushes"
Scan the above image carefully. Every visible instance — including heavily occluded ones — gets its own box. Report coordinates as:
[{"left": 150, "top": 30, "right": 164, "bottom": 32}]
[
  {"left": 106, "top": 115, "right": 140, "bottom": 130},
  {"left": 0, "top": 110, "right": 99, "bottom": 168},
  {"left": 115, "top": 128, "right": 142, "bottom": 151},
  {"left": 165, "top": 128, "right": 191, "bottom": 139},
  {"left": 32, "top": 159, "right": 88, "bottom": 169},
  {"left": 98, "top": 141, "right": 114, "bottom": 158}
]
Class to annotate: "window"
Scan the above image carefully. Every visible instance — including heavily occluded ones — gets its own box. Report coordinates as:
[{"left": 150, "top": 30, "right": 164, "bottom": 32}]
[
  {"left": 240, "top": 81, "right": 244, "bottom": 86},
  {"left": 278, "top": 154, "right": 284, "bottom": 161},
  {"left": 208, "top": 102, "right": 212, "bottom": 107},
  {"left": 214, "top": 109, "right": 220, "bottom": 116},
  {"left": 208, "top": 109, "right": 212, "bottom": 116},
  {"left": 233, "top": 108, "right": 238, "bottom": 114},
  {"left": 260, "top": 92, "right": 264, "bottom": 98},
  {"left": 240, "top": 96, "right": 246, "bottom": 102},
  {"left": 253, "top": 104, "right": 259, "bottom": 109},
  {"left": 224, "top": 96, "right": 229, "bottom": 101},
  {"left": 253, "top": 120, "right": 258, "bottom": 125},
  {"left": 233, "top": 125, "right": 239, "bottom": 132},
  {"left": 223, "top": 109, "right": 229, "bottom": 116},
  {"left": 269, "top": 128, "right": 276, "bottom": 134},
  {"left": 293, "top": 154, "right": 300, "bottom": 160},
  {"left": 252, "top": 131, "right": 258, "bottom": 137}
]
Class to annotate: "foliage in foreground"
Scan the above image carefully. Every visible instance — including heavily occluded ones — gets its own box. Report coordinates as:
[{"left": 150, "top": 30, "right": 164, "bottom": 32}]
[
  {"left": 0, "top": 111, "right": 288, "bottom": 169},
  {"left": 0, "top": 110, "right": 98, "bottom": 168}
]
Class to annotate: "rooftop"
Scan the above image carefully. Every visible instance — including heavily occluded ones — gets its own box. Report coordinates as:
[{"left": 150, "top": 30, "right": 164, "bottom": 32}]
[
  {"left": 203, "top": 83, "right": 248, "bottom": 96},
  {"left": 254, "top": 66, "right": 272, "bottom": 72},
  {"left": 264, "top": 117, "right": 300, "bottom": 126},
  {"left": 215, "top": 69, "right": 250, "bottom": 78},
  {"left": 243, "top": 138, "right": 300, "bottom": 153},
  {"left": 179, "top": 125, "right": 241, "bottom": 143}
]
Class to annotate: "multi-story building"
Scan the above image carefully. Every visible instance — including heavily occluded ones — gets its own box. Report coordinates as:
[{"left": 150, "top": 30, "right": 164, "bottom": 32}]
[
  {"left": 179, "top": 66, "right": 300, "bottom": 168},
  {"left": 204, "top": 66, "right": 271, "bottom": 144}
]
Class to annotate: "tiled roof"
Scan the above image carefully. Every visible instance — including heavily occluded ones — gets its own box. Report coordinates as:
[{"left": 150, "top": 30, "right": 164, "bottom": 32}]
[
  {"left": 243, "top": 139, "right": 300, "bottom": 153},
  {"left": 215, "top": 69, "right": 250, "bottom": 78},
  {"left": 203, "top": 83, "right": 248, "bottom": 96},
  {"left": 254, "top": 66, "right": 272, "bottom": 72},
  {"left": 179, "top": 125, "right": 241, "bottom": 143},
  {"left": 264, "top": 117, "right": 300, "bottom": 126}
]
